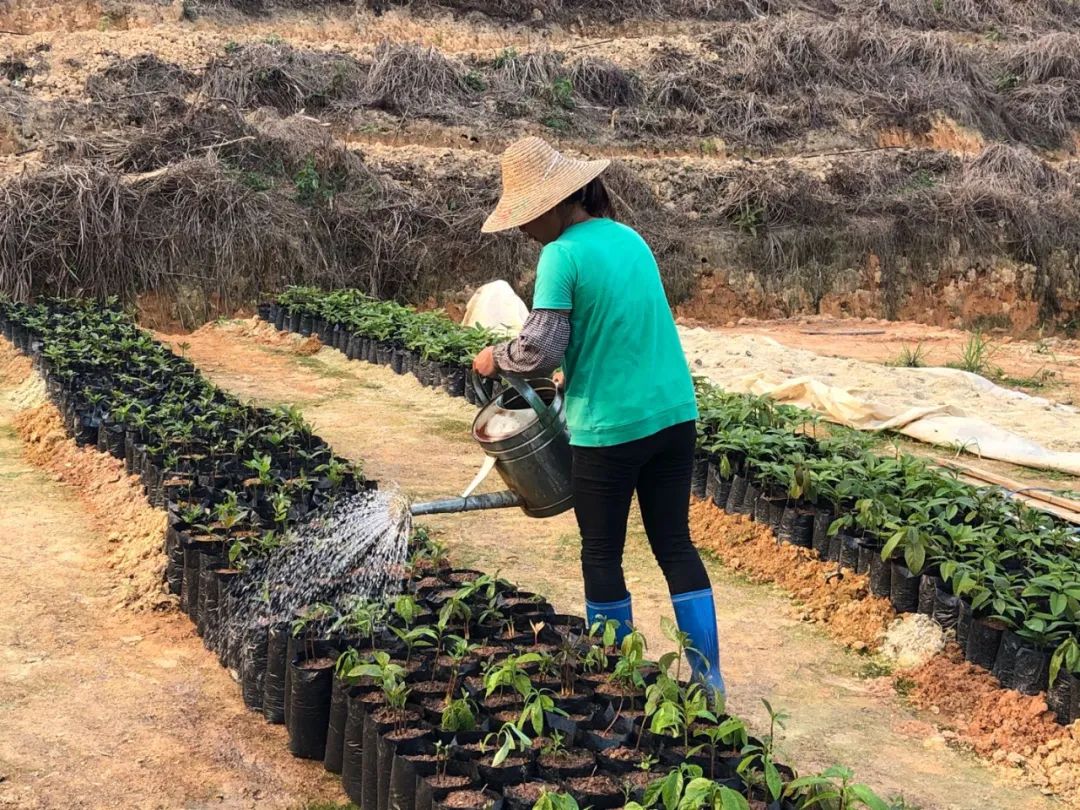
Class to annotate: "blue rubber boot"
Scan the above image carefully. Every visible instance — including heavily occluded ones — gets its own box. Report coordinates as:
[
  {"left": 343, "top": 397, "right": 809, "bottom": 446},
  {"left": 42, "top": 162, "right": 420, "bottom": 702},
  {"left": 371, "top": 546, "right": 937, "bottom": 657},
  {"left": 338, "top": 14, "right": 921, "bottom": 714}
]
[
  {"left": 586, "top": 593, "right": 633, "bottom": 645},
  {"left": 671, "top": 588, "right": 726, "bottom": 700}
]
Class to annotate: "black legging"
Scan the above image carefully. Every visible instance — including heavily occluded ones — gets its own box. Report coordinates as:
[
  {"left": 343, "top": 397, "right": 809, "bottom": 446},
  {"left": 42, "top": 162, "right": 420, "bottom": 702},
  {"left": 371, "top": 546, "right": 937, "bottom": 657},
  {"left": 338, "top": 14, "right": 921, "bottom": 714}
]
[{"left": 572, "top": 420, "right": 711, "bottom": 603}]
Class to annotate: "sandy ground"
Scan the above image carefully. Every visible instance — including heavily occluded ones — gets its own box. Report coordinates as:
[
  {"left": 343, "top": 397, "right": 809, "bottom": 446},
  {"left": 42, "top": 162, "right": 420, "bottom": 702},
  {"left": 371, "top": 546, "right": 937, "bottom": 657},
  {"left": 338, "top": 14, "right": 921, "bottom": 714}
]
[
  {"left": 151, "top": 319, "right": 1066, "bottom": 810},
  {"left": 0, "top": 345, "right": 344, "bottom": 809}
]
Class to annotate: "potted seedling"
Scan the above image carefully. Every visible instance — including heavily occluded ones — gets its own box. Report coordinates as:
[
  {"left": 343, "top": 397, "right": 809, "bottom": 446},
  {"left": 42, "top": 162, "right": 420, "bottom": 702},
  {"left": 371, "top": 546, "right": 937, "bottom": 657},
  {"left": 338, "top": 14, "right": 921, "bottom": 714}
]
[
  {"left": 287, "top": 602, "right": 339, "bottom": 760},
  {"left": 530, "top": 791, "right": 582, "bottom": 810},
  {"left": 534, "top": 730, "right": 594, "bottom": 780},
  {"left": 784, "top": 765, "right": 890, "bottom": 809},
  {"left": 736, "top": 699, "right": 790, "bottom": 808},
  {"left": 517, "top": 686, "right": 568, "bottom": 737},
  {"left": 332, "top": 597, "right": 389, "bottom": 651},
  {"left": 479, "top": 721, "right": 532, "bottom": 785},
  {"left": 440, "top": 693, "right": 479, "bottom": 734},
  {"left": 596, "top": 628, "right": 651, "bottom": 709}
]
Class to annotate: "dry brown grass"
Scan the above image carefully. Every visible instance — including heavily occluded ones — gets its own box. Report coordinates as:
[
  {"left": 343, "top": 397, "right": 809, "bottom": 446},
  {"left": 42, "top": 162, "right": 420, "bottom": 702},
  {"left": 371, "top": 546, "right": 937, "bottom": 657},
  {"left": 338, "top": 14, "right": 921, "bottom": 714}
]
[{"left": 185, "top": 23, "right": 1080, "bottom": 149}]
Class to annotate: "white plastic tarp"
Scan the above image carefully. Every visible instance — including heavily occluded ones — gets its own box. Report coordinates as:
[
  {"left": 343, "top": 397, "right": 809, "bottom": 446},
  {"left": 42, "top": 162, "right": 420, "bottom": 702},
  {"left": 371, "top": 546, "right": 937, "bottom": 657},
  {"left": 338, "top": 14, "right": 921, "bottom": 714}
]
[{"left": 462, "top": 281, "right": 529, "bottom": 336}]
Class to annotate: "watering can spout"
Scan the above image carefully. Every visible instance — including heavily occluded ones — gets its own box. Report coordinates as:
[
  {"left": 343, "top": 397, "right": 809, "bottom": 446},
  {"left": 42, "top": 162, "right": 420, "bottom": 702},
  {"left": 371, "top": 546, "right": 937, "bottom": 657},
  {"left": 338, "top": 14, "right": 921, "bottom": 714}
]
[{"left": 409, "top": 490, "right": 525, "bottom": 516}]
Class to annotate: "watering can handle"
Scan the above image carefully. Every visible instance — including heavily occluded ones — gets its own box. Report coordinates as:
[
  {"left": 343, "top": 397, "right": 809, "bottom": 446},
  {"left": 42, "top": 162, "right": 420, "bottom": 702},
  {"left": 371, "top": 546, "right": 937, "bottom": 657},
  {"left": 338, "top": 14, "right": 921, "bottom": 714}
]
[
  {"left": 471, "top": 370, "right": 496, "bottom": 406},
  {"left": 469, "top": 371, "right": 556, "bottom": 427},
  {"left": 500, "top": 373, "right": 555, "bottom": 424}
]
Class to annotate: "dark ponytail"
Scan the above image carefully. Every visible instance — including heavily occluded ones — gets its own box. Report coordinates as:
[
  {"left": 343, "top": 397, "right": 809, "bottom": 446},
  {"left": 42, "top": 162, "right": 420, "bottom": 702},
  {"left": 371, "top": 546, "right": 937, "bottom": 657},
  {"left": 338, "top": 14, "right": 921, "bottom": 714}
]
[{"left": 562, "top": 177, "right": 616, "bottom": 220}]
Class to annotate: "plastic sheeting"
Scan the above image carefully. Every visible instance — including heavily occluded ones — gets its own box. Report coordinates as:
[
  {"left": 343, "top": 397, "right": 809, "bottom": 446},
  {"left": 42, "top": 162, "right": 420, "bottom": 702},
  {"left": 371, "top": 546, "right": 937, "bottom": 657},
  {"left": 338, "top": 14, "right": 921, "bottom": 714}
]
[
  {"left": 701, "top": 364, "right": 1080, "bottom": 477},
  {"left": 462, "top": 280, "right": 529, "bottom": 335}
]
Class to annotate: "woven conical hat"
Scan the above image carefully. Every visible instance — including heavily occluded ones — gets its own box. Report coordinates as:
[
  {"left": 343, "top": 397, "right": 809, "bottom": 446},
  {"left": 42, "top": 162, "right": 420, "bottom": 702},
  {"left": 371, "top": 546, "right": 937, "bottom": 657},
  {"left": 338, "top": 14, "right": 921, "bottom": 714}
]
[{"left": 482, "top": 137, "right": 610, "bottom": 233}]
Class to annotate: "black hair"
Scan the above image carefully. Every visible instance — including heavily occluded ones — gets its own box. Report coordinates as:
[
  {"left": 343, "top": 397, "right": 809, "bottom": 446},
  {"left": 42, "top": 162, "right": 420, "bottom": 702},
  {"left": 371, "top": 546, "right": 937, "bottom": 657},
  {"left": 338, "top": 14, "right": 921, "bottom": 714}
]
[{"left": 561, "top": 177, "right": 616, "bottom": 220}]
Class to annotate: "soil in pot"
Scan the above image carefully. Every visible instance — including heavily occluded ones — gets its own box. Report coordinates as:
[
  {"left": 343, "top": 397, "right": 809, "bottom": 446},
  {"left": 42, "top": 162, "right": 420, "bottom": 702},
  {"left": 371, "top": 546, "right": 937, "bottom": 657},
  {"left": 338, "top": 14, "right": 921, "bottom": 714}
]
[
  {"left": 739, "top": 482, "right": 760, "bottom": 516},
  {"left": 825, "top": 533, "right": 842, "bottom": 563},
  {"left": 436, "top": 789, "right": 501, "bottom": 810},
  {"left": 537, "top": 748, "right": 595, "bottom": 779},
  {"left": 725, "top": 475, "right": 747, "bottom": 513},
  {"left": 481, "top": 692, "right": 525, "bottom": 712},
  {"left": 596, "top": 746, "right": 651, "bottom": 773},
  {"left": 425, "top": 774, "right": 475, "bottom": 793},
  {"left": 372, "top": 707, "right": 423, "bottom": 730},
  {"left": 477, "top": 753, "right": 533, "bottom": 787},
  {"left": 504, "top": 781, "right": 559, "bottom": 810},
  {"left": 1012, "top": 640, "right": 1051, "bottom": 696},
  {"left": 567, "top": 774, "right": 623, "bottom": 810}
]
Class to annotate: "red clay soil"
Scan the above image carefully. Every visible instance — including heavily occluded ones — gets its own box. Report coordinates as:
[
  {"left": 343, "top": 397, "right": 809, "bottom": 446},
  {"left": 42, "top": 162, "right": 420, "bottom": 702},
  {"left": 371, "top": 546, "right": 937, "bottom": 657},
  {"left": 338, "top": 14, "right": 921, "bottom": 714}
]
[
  {"left": 1, "top": 342, "right": 169, "bottom": 611},
  {"left": 899, "top": 647, "right": 1080, "bottom": 805},
  {"left": 689, "top": 501, "right": 894, "bottom": 650}
]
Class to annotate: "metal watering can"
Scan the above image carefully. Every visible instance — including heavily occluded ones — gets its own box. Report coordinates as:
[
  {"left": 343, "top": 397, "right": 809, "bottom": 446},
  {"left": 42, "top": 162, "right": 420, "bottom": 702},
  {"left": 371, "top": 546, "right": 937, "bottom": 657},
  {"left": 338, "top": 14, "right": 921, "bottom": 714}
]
[{"left": 409, "top": 373, "right": 574, "bottom": 518}]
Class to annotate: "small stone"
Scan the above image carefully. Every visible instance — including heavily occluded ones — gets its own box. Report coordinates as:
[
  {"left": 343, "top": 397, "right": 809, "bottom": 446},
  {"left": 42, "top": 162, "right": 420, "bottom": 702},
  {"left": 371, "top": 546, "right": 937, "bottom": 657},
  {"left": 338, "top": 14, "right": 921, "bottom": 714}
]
[{"left": 725, "top": 321, "right": 735, "bottom": 328}]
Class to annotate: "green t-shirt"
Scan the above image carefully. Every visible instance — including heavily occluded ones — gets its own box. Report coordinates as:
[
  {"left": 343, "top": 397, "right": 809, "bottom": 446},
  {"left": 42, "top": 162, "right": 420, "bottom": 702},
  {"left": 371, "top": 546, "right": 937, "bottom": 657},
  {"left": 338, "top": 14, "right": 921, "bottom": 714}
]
[{"left": 532, "top": 218, "right": 698, "bottom": 447}]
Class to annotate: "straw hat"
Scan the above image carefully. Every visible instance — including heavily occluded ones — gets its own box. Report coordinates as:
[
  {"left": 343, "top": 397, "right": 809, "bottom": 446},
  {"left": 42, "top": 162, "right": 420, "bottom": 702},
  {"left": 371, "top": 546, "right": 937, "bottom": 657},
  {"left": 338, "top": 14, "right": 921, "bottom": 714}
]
[{"left": 482, "top": 137, "right": 610, "bottom": 233}]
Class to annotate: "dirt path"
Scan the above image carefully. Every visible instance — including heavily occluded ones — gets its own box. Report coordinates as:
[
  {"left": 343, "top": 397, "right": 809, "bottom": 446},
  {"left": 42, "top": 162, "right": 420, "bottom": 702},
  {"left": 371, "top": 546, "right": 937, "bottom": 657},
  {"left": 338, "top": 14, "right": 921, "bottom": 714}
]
[
  {"left": 166, "top": 320, "right": 1064, "bottom": 810},
  {"left": 0, "top": 351, "right": 343, "bottom": 809}
]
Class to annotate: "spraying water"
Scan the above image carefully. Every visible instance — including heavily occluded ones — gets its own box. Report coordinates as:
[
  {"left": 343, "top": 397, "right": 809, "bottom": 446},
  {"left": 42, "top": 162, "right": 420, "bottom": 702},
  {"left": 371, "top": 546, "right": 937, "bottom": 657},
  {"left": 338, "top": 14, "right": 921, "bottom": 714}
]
[{"left": 217, "top": 488, "right": 413, "bottom": 664}]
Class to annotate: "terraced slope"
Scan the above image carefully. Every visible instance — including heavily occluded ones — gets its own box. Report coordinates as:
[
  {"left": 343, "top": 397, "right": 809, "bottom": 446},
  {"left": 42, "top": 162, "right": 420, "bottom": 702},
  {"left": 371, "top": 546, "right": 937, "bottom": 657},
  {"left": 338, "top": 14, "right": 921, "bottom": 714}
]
[{"left": 1, "top": 0, "right": 1078, "bottom": 330}]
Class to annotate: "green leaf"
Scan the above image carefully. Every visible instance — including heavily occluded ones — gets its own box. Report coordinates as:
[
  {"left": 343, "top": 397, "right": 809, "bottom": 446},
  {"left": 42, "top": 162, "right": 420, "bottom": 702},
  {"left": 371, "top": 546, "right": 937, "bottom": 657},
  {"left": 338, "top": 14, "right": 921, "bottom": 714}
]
[
  {"left": 848, "top": 783, "right": 891, "bottom": 810},
  {"left": 661, "top": 770, "right": 683, "bottom": 810},
  {"left": 492, "top": 737, "right": 511, "bottom": 767},
  {"left": 881, "top": 530, "right": 903, "bottom": 560},
  {"left": 1050, "top": 593, "right": 1067, "bottom": 617},
  {"left": 905, "top": 541, "right": 925, "bottom": 575},
  {"left": 765, "top": 761, "right": 783, "bottom": 801},
  {"left": 715, "top": 787, "right": 749, "bottom": 810}
]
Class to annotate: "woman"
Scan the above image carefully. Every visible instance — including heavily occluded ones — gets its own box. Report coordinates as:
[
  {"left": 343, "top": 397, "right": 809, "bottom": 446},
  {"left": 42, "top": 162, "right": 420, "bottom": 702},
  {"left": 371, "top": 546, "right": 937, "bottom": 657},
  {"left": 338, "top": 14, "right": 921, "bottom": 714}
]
[{"left": 473, "top": 137, "right": 725, "bottom": 697}]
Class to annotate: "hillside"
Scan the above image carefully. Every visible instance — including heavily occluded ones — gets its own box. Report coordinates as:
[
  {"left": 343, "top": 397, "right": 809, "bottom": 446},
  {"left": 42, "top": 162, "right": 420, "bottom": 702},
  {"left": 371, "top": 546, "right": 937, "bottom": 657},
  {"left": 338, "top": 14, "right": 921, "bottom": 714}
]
[{"left": 1, "top": 0, "right": 1078, "bottom": 332}]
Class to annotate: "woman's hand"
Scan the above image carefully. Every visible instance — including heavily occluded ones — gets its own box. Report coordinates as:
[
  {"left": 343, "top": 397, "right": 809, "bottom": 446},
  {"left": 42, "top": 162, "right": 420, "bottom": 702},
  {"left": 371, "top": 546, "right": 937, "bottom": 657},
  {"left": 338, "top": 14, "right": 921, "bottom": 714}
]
[{"left": 472, "top": 346, "right": 498, "bottom": 378}]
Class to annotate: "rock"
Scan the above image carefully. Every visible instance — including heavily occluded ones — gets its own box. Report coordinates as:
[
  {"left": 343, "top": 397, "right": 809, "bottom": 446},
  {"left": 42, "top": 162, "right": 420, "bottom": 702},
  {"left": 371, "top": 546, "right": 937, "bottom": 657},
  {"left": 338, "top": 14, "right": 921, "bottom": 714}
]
[
  {"left": 725, "top": 321, "right": 735, "bottom": 328},
  {"left": 879, "top": 614, "right": 946, "bottom": 668}
]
